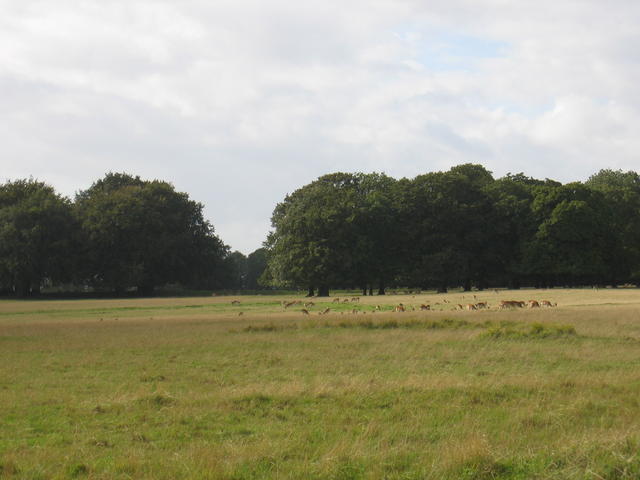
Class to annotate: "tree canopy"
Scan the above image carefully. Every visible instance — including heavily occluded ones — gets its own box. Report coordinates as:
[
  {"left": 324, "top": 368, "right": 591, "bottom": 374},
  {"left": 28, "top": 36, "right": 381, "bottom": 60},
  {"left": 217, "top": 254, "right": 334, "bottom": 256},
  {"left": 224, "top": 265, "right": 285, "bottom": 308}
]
[{"left": 265, "top": 166, "right": 640, "bottom": 295}]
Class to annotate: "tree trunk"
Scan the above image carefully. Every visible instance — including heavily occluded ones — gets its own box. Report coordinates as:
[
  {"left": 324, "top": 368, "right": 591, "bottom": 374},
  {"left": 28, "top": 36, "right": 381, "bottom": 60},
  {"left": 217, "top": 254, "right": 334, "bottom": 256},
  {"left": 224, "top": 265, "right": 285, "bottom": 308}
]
[
  {"left": 437, "top": 284, "right": 448, "bottom": 294},
  {"left": 463, "top": 278, "right": 471, "bottom": 292},
  {"left": 377, "top": 280, "right": 385, "bottom": 295},
  {"left": 317, "top": 285, "right": 330, "bottom": 297},
  {"left": 368, "top": 286, "right": 373, "bottom": 296},
  {"left": 362, "top": 287, "right": 367, "bottom": 296},
  {"left": 306, "top": 286, "right": 315, "bottom": 297}
]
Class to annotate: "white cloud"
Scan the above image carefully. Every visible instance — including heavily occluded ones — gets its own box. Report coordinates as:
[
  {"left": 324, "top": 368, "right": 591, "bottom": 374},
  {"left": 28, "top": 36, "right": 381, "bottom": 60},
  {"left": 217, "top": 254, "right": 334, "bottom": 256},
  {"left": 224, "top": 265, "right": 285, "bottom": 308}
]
[{"left": 1, "top": 0, "right": 640, "bottom": 252}]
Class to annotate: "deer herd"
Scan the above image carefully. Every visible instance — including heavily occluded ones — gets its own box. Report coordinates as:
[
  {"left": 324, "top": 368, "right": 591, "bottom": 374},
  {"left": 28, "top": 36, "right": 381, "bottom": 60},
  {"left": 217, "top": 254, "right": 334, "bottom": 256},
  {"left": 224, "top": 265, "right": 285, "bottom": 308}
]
[{"left": 228, "top": 295, "right": 558, "bottom": 317}]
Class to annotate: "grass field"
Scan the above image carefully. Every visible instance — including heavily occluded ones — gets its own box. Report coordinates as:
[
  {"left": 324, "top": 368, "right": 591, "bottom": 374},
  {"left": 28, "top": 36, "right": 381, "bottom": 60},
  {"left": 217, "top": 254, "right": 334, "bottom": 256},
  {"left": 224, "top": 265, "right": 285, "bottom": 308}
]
[{"left": 2, "top": 289, "right": 640, "bottom": 479}]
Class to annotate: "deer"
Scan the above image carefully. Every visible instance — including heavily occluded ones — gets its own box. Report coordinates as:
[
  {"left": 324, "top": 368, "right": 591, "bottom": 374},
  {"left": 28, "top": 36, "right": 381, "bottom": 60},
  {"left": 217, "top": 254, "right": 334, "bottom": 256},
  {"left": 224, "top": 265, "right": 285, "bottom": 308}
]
[
  {"left": 351, "top": 297, "right": 360, "bottom": 302},
  {"left": 527, "top": 300, "right": 540, "bottom": 308},
  {"left": 475, "top": 302, "right": 488, "bottom": 309},
  {"left": 301, "top": 309, "right": 309, "bottom": 315},
  {"left": 466, "top": 304, "right": 477, "bottom": 311},
  {"left": 420, "top": 304, "right": 431, "bottom": 311},
  {"left": 394, "top": 304, "right": 406, "bottom": 312},
  {"left": 540, "top": 300, "right": 556, "bottom": 307},
  {"left": 332, "top": 298, "right": 341, "bottom": 303},
  {"left": 231, "top": 300, "right": 241, "bottom": 305},
  {"left": 319, "top": 308, "right": 331, "bottom": 315}
]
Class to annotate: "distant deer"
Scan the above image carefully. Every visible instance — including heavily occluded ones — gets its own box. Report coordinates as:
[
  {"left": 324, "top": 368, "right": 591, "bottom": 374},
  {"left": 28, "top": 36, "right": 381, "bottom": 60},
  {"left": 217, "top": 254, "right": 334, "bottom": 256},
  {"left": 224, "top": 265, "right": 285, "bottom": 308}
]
[
  {"left": 466, "top": 304, "right": 477, "bottom": 311},
  {"left": 420, "top": 304, "right": 431, "bottom": 311},
  {"left": 231, "top": 300, "right": 241, "bottom": 305},
  {"left": 394, "top": 304, "right": 406, "bottom": 312},
  {"left": 301, "top": 309, "right": 309, "bottom": 315}
]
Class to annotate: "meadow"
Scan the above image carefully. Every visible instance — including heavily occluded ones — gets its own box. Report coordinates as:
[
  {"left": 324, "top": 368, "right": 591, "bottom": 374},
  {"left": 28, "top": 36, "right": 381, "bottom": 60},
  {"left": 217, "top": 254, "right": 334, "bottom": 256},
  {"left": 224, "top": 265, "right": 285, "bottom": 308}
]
[{"left": 1, "top": 289, "right": 640, "bottom": 479}]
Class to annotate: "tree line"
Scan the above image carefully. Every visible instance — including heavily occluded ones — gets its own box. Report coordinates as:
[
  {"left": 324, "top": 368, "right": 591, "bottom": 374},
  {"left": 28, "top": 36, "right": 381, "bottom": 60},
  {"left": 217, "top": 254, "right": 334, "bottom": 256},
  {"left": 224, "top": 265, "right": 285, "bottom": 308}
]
[
  {"left": 263, "top": 164, "right": 640, "bottom": 295},
  {"left": 0, "top": 173, "right": 264, "bottom": 296}
]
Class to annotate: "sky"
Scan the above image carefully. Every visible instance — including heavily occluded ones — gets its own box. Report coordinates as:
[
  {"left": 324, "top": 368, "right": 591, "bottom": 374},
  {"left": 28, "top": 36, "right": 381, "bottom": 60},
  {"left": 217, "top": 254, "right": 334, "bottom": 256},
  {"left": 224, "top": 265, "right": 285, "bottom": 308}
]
[{"left": 2, "top": 1, "right": 640, "bottom": 253}]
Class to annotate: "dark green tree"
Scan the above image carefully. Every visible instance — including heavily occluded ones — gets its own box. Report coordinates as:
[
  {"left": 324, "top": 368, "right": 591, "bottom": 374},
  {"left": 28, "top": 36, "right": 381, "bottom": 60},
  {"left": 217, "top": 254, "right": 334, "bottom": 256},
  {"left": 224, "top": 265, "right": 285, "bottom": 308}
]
[
  {"left": 265, "top": 173, "right": 371, "bottom": 296},
  {"left": 585, "top": 169, "right": 640, "bottom": 284},
  {"left": 246, "top": 248, "right": 268, "bottom": 290},
  {"left": 0, "top": 179, "right": 77, "bottom": 296},
  {"left": 76, "top": 173, "right": 227, "bottom": 294}
]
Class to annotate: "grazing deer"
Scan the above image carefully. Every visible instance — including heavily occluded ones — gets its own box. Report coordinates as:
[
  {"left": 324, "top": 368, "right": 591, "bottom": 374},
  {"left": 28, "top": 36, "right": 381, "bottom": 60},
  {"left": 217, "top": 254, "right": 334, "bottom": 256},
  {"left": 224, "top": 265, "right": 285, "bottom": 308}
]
[
  {"left": 420, "top": 304, "right": 431, "bottom": 311},
  {"left": 375, "top": 305, "right": 381, "bottom": 310},
  {"left": 527, "top": 300, "right": 540, "bottom": 308},
  {"left": 475, "top": 302, "right": 488, "bottom": 309},
  {"left": 351, "top": 297, "right": 360, "bottom": 302},
  {"left": 332, "top": 298, "right": 340, "bottom": 303},
  {"left": 455, "top": 304, "right": 463, "bottom": 310},
  {"left": 284, "top": 301, "right": 296, "bottom": 309},
  {"left": 466, "top": 304, "right": 477, "bottom": 311},
  {"left": 499, "top": 300, "right": 525, "bottom": 309},
  {"left": 238, "top": 312, "right": 243, "bottom": 316},
  {"left": 319, "top": 308, "right": 331, "bottom": 315},
  {"left": 342, "top": 298, "right": 350, "bottom": 303},
  {"left": 231, "top": 300, "right": 241, "bottom": 305},
  {"left": 394, "top": 304, "right": 406, "bottom": 312},
  {"left": 540, "top": 300, "right": 556, "bottom": 307},
  {"left": 304, "top": 301, "right": 315, "bottom": 307},
  {"left": 301, "top": 309, "right": 309, "bottom": 315}
]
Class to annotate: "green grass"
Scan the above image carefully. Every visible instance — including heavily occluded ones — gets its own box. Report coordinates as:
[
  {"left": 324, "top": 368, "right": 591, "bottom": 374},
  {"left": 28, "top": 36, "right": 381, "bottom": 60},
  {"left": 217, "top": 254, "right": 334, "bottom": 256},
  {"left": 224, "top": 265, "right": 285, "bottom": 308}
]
[{"left": 1, "top": 289, "right": 640, "bottom": 478}]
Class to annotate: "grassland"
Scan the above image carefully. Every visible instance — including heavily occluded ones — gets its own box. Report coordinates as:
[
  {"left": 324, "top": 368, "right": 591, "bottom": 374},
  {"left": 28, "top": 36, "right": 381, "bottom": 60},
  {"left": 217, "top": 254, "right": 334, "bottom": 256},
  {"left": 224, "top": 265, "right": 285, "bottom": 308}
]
[{"left": 1, "top": 289, "right": 640, "bottom": 479}]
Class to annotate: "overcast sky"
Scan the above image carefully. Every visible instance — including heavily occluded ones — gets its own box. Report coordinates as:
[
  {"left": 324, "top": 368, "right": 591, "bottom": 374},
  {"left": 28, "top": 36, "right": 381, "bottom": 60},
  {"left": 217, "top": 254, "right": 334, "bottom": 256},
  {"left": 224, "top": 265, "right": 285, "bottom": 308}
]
[{"left": 2, "top": 1, "right": 640, "bottom": 253}]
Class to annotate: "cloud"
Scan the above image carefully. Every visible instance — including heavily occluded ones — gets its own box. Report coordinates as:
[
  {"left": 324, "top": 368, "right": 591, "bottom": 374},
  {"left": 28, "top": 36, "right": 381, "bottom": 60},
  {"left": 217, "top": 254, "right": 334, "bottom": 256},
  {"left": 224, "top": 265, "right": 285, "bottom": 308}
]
[{"left": 2, "top": 0, "right": 640, "bottom": 252}]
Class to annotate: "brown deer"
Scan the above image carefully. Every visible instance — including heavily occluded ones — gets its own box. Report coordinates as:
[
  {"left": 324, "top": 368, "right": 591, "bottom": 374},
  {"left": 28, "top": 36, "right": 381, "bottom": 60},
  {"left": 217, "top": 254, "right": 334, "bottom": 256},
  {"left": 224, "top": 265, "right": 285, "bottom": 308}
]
[
  {"left": 394, "top": 304, "right": 406, "bottom": 312},
  {"left": 301, "top": 309, "right": 309, "bottom": 315},
  {"left": 420, "top": 304, "right": 431, "bottom": 311}
]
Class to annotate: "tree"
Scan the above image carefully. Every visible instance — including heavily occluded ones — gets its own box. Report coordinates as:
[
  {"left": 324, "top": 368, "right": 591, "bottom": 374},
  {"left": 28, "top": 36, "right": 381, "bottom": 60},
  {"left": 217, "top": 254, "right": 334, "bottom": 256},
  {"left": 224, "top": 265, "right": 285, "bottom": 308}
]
[
  {"left": 246, "top": 248, "right": 268, "bottom": 290},
  {"left": 0, "top": 179, "right": 76, "bottom": 296},
  {"left": 265, "top": 173, "right": 372, "bottom": 296},
  {"left": 223, "top": 251, "right": 248, "bottom": 290},
  {"left": 75, "top": 173, "right": 227, "bottom": 294},
  {"left": 585, "top": 169, "right": 640, "bottom": 284},
  {"left": 398, "top": 164, "right": 496, "bottom": 292},
  {"left": 523, "top": 183, "right": 610, "bottom": 286}
]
